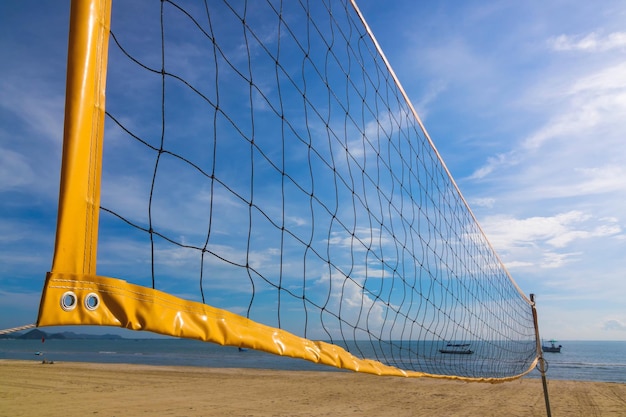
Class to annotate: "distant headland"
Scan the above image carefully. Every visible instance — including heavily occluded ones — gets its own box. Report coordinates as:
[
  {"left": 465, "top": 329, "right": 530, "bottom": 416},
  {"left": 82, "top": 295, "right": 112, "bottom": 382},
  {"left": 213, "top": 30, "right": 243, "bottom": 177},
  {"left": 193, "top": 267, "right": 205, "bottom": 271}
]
[{"left": 0, "top": 328, "right": 124, "bottom": 340}]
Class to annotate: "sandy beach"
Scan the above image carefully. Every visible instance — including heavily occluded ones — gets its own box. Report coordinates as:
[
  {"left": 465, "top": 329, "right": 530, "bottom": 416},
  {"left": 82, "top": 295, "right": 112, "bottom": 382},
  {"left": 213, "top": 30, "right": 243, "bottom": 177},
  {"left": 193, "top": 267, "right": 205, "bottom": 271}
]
[{"left": 1, "top": 360, "right": 625, "bottom": 416}]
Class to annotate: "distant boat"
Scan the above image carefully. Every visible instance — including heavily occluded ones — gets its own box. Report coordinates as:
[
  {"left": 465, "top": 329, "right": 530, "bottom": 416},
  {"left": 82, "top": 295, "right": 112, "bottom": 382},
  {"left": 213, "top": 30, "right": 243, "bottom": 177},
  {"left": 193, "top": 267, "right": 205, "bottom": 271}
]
[
  {"left": 542, "top": 339, "right": 562, "bottom": 353},
  {"left": 439, "top": 342, "right": 473, "bottom": 355}
]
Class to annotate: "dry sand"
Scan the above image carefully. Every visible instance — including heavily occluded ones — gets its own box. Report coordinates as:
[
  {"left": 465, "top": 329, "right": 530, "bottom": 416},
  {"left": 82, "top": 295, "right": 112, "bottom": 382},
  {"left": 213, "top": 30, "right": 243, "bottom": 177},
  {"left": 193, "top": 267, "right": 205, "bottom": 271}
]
[{"left": 1, "top": 360, "right": 625, "bottom": 416}]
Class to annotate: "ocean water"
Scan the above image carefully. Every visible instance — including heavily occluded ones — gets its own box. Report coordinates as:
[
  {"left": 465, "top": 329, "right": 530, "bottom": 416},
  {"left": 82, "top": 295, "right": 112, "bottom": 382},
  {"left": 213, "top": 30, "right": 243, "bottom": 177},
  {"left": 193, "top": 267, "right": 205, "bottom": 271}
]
[
  {"left": 0, "top": 338, "right": 332, "bottom": 372},
  {"left": 527, "top": 340, "right": 626, "bottom": 383},
  {"left": 1, "top": 338, "right": 624, "bottom": 383}
]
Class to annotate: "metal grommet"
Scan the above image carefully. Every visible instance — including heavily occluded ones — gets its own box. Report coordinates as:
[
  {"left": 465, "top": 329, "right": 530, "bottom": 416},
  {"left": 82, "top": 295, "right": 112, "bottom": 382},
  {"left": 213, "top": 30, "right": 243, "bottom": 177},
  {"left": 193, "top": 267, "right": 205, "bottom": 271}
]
[
  {"left": 60, "top": 291, "right": 78, "bottom": 311},
  {"left": 84, "top": 293, "right": 100, "bottom": 311}
]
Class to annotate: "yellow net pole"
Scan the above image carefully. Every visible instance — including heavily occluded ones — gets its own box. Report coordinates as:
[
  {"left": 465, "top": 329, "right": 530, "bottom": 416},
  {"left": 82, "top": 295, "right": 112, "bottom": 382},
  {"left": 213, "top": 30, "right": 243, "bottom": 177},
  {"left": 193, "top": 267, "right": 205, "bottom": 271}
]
[
  {"left": 50, "top": 0, "right": 111, "bottom": 277},
  {"left": 37, "top": 0, "right": 111, "bottom": 325}
]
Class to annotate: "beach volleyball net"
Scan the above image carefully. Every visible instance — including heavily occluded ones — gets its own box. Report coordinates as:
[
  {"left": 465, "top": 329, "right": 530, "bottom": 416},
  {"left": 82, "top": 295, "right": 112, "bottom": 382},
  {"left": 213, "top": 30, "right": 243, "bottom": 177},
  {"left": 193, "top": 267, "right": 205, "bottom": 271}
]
[{"left": 37, "top": 0, "right": 539, "bottom": 381}]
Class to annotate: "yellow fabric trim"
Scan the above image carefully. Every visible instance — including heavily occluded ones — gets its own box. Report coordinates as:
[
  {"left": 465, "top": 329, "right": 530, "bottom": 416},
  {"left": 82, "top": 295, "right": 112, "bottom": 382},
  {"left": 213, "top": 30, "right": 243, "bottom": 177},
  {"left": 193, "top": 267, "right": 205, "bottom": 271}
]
[
  {"left": 51, "top": 0, "right": 111, "bottom": 276},
  {"left": 37, "top": 272, "right": 535, "bottom": 382}
]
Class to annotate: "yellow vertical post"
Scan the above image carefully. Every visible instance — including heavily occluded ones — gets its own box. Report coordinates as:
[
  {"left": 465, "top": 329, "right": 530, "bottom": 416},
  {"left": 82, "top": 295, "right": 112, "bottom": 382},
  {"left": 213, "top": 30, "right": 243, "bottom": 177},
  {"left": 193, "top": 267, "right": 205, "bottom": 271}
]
[
  {"left": 50, "top": 0, "right": 111, "bottom": 276},
  {"left": 37, "top": 0, "right": 111, "bottom": 326}
]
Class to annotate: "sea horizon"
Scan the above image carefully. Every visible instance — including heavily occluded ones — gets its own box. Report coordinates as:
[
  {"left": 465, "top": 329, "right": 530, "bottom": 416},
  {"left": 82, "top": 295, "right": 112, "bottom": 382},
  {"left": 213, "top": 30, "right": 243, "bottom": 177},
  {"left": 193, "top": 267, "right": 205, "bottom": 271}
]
[{"left": 1, "top": 337, "right": 624, "bottom": 384}]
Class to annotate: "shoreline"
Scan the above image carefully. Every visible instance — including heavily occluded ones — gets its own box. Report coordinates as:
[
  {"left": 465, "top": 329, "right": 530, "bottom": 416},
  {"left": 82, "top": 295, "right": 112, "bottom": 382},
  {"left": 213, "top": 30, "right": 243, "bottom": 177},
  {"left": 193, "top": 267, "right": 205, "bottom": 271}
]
[{"left": 2, "top": 359, "right": 625, "bottom": 416}]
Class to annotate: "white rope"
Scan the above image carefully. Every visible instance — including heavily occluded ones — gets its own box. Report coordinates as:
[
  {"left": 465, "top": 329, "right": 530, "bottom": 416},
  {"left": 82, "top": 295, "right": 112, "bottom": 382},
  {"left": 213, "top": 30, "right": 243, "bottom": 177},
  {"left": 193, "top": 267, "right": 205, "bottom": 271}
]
[{"left": 0, "top": 323, "right": 36, "bottom": 335}]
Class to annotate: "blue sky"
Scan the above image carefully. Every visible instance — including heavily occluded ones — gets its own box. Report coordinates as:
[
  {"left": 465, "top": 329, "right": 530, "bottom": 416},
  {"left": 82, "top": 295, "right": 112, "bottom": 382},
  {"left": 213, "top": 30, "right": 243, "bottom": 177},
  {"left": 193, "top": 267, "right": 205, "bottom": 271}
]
[{"left": 1, "top": 0, "right": 625, "bottom": 342}]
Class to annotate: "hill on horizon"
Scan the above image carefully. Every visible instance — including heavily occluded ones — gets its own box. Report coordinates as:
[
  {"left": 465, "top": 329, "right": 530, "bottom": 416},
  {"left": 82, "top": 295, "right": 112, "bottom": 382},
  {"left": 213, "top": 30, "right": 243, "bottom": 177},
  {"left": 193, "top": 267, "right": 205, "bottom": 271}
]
[{"left": 0, "top": 328, "right": 125, "bottom": 340}]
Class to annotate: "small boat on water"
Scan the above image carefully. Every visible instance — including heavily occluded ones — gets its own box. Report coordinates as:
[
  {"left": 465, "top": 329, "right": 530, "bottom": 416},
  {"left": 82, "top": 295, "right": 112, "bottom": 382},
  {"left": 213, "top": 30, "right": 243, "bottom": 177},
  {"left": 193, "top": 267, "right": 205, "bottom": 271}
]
[
  {"left": 439, "top": 342, "right": 473, "bottom": 355},
  {"left": 542, "top": 339, "right": 562, "bottom": 353}
]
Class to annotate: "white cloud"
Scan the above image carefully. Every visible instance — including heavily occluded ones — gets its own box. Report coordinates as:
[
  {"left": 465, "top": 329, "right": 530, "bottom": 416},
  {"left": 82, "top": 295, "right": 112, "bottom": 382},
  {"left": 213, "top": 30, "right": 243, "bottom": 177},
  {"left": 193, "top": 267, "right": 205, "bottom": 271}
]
[
  {"left": 569, "top": 61, "right": 626, "bottom": 94},
  {"left": 574, "top": 165, "right": 626, "bottom": 195},
  {"left": 465, "top": 59, "right": 626, "bottom": 223},
  {"left": 414, "top": 80, "right": 448, "bottom": 118},
  {"left": 540, "top": 251, "right": 581, "bottom": 269},
  {"left": 481, "top": 211, "right": 621, "bottom": 269},
  {"left": 484, "top": 211, "right": 587, "bottom": 248},
  {"left": 286, "top": 215, "right": 307, "bottom": 227},
  {"left": 470, "top": 197, "right": 495, "bottom": 208},
  {"left": 0, "top": 148, "right": 35, "bottom": 191},
  {"left": 468, "top": 152, "right": 515, "bottom": 180},
  {"left": 327, "top": 227, "right": 395, "bottom": 253},
  {"left": 504, "top": 260, "right": 534, "bottom": 269},
  {"left": 527, "top": 62, "right": 626, "bottom": 148},
  {"left": 549, "top": 32, "right": 626, "bottom": 52},
  {"left": 521, "top": 110, "right": 598, "bottom": 151},
  {"left": 602, "top": 319, "right": 626, "bottom": 332},
  {"left": 0, "top": 79, "right": 64, "bottom": 144}
]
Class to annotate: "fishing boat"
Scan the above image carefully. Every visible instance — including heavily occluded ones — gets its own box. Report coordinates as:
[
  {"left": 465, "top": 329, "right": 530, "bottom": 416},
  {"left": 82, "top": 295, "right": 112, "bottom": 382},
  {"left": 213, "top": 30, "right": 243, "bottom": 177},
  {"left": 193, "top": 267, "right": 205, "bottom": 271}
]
[
  {"left": 542, "top": 339, "right": 562, "bottom": 353},
  {"left": 439, "top": 343, "right": 473, "bottom": 355}
]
